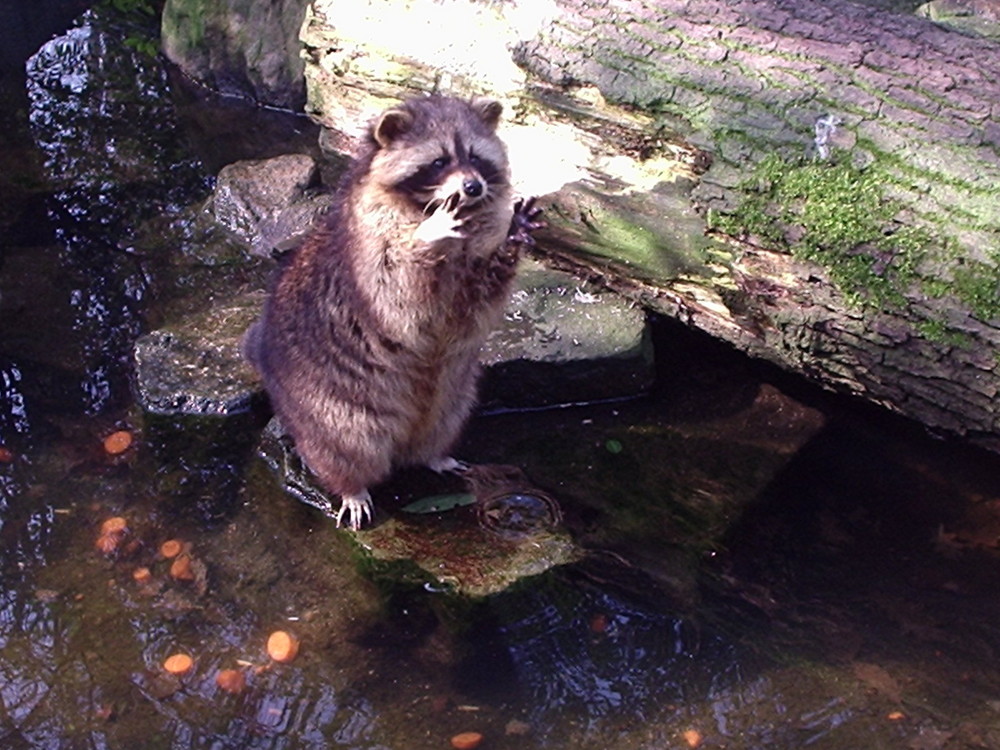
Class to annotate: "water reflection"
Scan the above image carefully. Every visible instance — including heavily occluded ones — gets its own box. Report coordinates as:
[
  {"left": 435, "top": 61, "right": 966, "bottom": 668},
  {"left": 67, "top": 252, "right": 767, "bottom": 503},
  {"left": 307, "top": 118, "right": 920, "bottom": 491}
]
[
  {"left": 4, "top": 4, "right": 1000, "bottom": 749},
  {"left": 0, "top": 364, "right": 31, "bottom": 439},
  {"left": 487, "top": 578, "right": 740, "bottom": 727},
  {"left": 23, "top": 9, "right": 206, "bottom": 416}
]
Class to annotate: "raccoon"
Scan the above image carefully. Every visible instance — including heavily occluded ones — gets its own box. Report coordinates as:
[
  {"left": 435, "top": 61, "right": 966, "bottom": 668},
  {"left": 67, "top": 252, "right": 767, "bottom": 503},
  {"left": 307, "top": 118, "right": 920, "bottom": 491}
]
[{"left": 244, "top": 95, "right": 542, "bottom": 530}]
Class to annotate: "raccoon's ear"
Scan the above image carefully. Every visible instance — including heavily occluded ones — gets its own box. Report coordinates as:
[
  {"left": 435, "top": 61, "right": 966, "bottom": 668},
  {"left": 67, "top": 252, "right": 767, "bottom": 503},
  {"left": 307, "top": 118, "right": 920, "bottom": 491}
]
[
  {"left": 373, "top": 106, "right": 414, "bottom": 148},
  {"left": 470, "top": 97, "right": 503, "bottom": 131}
]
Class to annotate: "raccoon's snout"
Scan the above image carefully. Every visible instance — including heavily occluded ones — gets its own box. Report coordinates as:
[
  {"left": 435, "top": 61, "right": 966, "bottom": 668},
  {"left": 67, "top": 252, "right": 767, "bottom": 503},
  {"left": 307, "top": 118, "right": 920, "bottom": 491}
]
[{"left": 462, "top": 178, "right": 484, "bottom": 198}]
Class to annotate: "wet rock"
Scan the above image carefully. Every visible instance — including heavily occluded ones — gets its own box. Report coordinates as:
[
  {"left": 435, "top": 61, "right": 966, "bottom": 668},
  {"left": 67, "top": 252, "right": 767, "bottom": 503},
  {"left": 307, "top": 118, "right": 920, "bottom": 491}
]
[
  {"left": 208, "top": 154, "right": 329, "bottom": 255},
  {"left": 21, "top": 8, "right": 210, "bottom": 416},
  {"left": 357, "top": 514, "right": 580, "bottom": 598},
  {"left": 257, "top": 418, "right": 581, "bottom": 597},
  {"left": 254, "top": 193, "right": 332, "bottom": 256},
  {"left": 133, "top": 255, "right": 652, "bottom": 417},
  {"left": 133, "top": 292, "right": 265, "bottom": 416},
  {"left": 480, "top": 258, "right": 654, "bottom": 409},
  {"left": 465, "top": 463, "right": 563, "bottom": 537}
]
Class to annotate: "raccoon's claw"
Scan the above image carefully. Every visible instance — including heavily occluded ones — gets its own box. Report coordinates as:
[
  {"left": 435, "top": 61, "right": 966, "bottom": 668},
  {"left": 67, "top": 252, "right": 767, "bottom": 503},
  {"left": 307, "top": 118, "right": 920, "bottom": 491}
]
[
  {"left": 427, "top": 456, "right": 471, "bottom": 475},
  {"left": 443, "top": 192, "right": 462, "bottom": 213},
  {"left": 415, "top": 202, "right": 466, "bottom": 244},
  {"left": 335, "top": 490, "right": 374, "bottom": 530},
  {"left": 507, "top": 197, "right": 546, "bottom": 247}
]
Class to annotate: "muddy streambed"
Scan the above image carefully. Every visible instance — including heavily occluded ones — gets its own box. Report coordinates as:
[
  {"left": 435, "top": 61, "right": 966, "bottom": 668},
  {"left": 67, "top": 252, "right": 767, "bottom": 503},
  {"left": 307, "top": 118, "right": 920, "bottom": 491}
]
[{"left": 5, "top": 7, "right": 1000, "bottom": 750}]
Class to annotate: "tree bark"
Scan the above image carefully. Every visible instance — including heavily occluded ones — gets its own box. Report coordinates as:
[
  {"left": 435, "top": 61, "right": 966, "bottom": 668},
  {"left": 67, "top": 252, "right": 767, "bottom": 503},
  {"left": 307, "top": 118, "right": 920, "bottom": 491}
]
[{"left": 300, "top": 0, "right": 1000, "bottom": 451}]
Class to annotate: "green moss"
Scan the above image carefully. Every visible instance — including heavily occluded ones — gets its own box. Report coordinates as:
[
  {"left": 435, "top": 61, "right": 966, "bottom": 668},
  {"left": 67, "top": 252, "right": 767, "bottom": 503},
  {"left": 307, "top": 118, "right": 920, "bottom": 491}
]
[
  {"left": 597, "top": 212, "right": 665, "bottom": 267},
  {"left": 98, "top": 0, "right": 162, "bottom": 57},
  {"left": 710, "top": 152, "right": 930, "bottom": 307},
  {"left": 160, "top": 0, "right": 206, "bottom": 52},
  {"left": 914, "top": 318, "right": 968, "bottom": 346},
  {"left": 952, "top": 253, "right": 1000, "bottom": 321},
  {"left": 711, "top": 146, "right": 1000, "bottom": 338}
]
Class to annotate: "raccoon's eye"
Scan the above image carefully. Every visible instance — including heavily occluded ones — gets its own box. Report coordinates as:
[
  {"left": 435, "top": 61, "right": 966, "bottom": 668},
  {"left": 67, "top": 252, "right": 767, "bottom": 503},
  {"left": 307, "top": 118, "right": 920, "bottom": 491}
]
[
  {"left": 468, "top": 153, "right": 498, "bottom": 182},
  {"left": 431, "top": 156, "right": 449, "bottom": 170}
]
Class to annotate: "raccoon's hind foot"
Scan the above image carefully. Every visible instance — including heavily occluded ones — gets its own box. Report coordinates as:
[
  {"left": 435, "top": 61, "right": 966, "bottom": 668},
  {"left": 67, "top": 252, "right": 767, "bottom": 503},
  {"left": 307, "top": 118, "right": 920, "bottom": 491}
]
[
  {"left": 507, "top": 196, "right": 546, "bottom": 247},
  {"left": 414, "top": 195, "right": 466, "bottom": 244},
  {"left": 427, "top": 456, "right": 471, "bottom": 475},
  {"left": 335, "top": 489, "right": 374, "bottom": 531}
]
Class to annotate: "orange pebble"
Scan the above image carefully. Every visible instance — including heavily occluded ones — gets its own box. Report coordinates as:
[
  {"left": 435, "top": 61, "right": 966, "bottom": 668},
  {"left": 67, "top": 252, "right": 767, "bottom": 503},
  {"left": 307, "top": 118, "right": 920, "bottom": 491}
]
[
  {"left": 103, "top": 430, "right": 133, "bottom": 455},
  {"left": 160, "top": 539, "right": 183, "bottom": 558},
  {"left": 100, "top": 516, "right": 128, "bottom": 535},
  {"left": 589, "top": 613, "right": 609, "bottom": 634},
  {"left": 169, "top": 554, "right": 195, "bottom": 581},
  {"left": 0, "top": 446, "right": 14, "bottom": 463},
  {"left": 450, "top": 732, "right": 483, "bottom": 750},
  {"left": 683, "top": 729, "right": 703, "bottom": 748},
  {"left": 887, "top": 711, "right": 905, "bottom": 721},
  {"left": 216, "top": 668, "right": 246, "bottom": 694},
  {"left": 266, "top": 630, "right": 300, "bottom": 663},
  {"left": 163, "top": 653, "right": 193, "bottom": 675},
  {"left": 132, "top": 566, "right": 152, "bottom": 583},
  {"left": 95, "top": 534, "right": 121, "bottom": 555}
]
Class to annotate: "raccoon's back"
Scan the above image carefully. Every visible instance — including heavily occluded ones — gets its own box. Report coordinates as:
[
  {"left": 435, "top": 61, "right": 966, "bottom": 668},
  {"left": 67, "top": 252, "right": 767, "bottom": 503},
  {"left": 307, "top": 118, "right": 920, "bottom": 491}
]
[{"left": 258, "top": 222, "right": 378, "bottom": 379}]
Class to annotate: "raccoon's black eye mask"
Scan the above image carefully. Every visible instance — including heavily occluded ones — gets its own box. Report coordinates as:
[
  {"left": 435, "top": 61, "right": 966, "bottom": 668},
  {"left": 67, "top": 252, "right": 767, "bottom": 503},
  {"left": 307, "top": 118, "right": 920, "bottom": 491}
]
[
  {"left": 395, "top": 160, "right": 450, "bottom": 200},
  {"left": 395, "top": 152, "right": 503, "bottom": 204},
  {"left": 468, "top": 152, "right": 501, "bottom": 185}
]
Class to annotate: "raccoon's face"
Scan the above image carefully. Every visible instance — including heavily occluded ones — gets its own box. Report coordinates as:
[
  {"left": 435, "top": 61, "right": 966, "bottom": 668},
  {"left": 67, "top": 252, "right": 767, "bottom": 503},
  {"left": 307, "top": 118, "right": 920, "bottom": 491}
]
[{"left": 367, "top": 96, "right": 511, "bottom": 214}]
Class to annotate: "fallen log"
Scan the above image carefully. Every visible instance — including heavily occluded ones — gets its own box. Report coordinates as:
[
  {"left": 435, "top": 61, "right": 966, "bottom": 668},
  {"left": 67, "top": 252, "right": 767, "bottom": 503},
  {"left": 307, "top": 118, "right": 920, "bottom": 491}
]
[{"left": 293, "top": 0, "right": 1000, "bottom": 450}]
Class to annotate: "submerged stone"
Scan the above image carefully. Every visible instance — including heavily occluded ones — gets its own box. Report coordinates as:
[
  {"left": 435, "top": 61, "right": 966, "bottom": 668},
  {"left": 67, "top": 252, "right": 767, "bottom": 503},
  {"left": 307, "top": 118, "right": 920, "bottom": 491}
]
[
  {"left": 476, "top": 491, "right": 562, "bottom": 537},
  {"left": 481, "top": 258, "right": 654, "bottom": 409},
  {"left": 356, "top": 514, "right": 580, "bottom": 598}
]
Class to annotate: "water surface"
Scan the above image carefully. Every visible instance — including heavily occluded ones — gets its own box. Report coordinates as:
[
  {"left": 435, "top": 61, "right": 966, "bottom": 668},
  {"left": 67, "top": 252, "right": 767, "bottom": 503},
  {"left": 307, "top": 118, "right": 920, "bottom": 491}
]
[{"left": 3, "top": 7, "right": 1000, "bottom": 750}]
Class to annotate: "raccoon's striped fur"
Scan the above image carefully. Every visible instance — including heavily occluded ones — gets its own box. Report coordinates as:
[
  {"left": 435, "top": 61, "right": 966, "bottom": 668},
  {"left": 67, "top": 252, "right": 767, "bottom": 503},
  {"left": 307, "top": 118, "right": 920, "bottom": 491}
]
[{"left": 244, "top": 96, "right": 521, "bottom": 529}]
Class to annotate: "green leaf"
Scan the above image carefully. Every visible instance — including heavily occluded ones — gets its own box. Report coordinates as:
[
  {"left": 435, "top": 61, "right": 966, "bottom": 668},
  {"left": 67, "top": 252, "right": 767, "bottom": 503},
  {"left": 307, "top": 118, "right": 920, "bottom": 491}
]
[{"left": 400, "top": 493, "right": 476, "bottom": 514}]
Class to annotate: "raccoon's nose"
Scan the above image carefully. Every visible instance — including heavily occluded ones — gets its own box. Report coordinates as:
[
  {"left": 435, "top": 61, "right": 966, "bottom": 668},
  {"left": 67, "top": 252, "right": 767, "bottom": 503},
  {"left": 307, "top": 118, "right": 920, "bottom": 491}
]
[{"left": 462, "top": 178, "right": 484, "bottom": 198}]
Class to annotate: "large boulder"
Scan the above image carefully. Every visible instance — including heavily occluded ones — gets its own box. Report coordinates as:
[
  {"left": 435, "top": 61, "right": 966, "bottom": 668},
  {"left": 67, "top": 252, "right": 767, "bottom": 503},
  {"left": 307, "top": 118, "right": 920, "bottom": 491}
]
[{"left": 161, "top": 0, "right": 309, "bottom": 109}]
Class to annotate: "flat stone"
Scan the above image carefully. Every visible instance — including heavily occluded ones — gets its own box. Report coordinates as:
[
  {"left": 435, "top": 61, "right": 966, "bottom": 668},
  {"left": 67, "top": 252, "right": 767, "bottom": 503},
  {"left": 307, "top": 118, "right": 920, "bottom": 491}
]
[
  {"left": 133, "top": 292, "right": 265, "bottom": 416},
  {"left": 257, "top": 418, "right": 581, "bottom": 597},
  {"left": 356, "top": 516, "right": 581, "bottom": 597}
]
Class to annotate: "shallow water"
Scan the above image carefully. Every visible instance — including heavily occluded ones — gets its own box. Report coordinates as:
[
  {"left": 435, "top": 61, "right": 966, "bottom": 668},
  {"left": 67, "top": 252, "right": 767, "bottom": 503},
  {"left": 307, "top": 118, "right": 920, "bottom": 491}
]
[{"left": 5, "top": 6, "right": 1000, "bottom": 750}]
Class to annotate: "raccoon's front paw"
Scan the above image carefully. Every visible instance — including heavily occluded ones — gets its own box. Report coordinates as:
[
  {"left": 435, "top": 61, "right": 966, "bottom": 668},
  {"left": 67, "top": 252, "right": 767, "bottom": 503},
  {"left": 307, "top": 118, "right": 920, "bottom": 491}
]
[
  {"left": 335, "top": 489, "right": 374, "bottom": 530},
  {"left": 507, "top": 197, "right": 546, "bottom": 247},
  {"left": 415, "top": 196, "right": 465, "bottom": 244}
]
